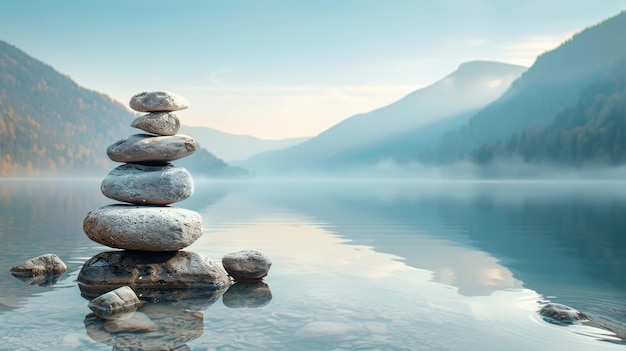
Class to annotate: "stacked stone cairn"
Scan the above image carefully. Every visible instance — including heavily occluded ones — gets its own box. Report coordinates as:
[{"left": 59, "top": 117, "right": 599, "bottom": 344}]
[{"left": 77, "top": 91, "right": 230, "bottom": 305}]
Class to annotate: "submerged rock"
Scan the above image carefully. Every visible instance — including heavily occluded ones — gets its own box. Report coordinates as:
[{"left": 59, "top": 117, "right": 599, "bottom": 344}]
[
  {"left": 538, "top": 303, "right": 589, "bottom": 325},
  {"left": 85, "top": 303, "right": 202, "bottom": 350},
  {"left": 10, "top": 254, "right": 67, "bottom": 277},
  {"left": 77, "top": 250, "right": 230, "bottom": 300},
  {"left": 103, "top": 312, "right": 158, "bottom": 333},
  {"left": 129, "top": 91, "right": 189, "bottom": 112},
  {"left": 83, "top": 205, "right": 202, "bottom": 251},
  {"left": 295, "top": 321, "right": 358, "bottom": 338},
  {"left": 101, "top": 163, "right": 193, "bottom": 205},
  {"left": 88, "top": 286, "right": 142, "bottom": 320},
  {"left": 131, "top": 112, "right": 181, "bottom": 136},
  {"left": 107, "top": 134, "right": 196, "bottom": 164},
  {"left": 222, "top": 281, "right": 272, "bottom": 308},
  {"left": 222, "top": 250, "right": 272, "bottom": 281}
]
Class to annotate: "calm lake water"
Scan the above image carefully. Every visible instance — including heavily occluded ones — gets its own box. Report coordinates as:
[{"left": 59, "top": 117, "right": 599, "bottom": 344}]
[{"left": 2, "top": 179, "right": 626, "bottom": 350}]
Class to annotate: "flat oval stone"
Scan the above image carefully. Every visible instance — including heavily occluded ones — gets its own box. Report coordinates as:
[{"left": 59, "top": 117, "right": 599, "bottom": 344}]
[
  {"left": 129, "top": 91, "right": 189, "bottom": 112},
  {"left": 83, "top": 205, "right": 202, "bottom": 251},
  {"left": 131, "top": 112, "right": 181, "bottom": 136},
  {"left": 107, "top": 134, "right": 196, "bottom": 164},
  {"left": 101, "top": 164, "right": 193, "bottom": 205},
  {"left": 78, "top": 251, "right": 230, "bottom": 300},
  {"left": 222, "top": 250, "right": 272, "bottom": 281}
]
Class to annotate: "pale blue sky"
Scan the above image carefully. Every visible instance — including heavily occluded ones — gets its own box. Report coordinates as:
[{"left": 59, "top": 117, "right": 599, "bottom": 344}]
[{"left": 1, "top": 1, "right": 625, "bottom": 139}]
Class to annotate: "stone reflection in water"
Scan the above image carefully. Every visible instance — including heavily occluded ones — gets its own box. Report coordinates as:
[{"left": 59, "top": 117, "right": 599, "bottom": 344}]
[
  {"left": 222, "top": 281, "right": 272, "bottom": 308},
  {"left": 10, "top": 272, "right": 63, "bottom": 287},
  {"left": 84, "top": 302, "right": 203, "bottom": 350}
]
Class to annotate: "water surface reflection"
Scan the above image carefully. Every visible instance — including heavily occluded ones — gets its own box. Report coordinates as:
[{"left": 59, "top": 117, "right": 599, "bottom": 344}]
[{"left": 1, "top": 180, "right": 626, "bottom": 350}]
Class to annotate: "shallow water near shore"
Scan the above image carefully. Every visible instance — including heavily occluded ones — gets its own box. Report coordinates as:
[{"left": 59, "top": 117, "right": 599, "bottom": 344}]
[{"left": 2, "top": 179, "right": 626, "bottom": 350}]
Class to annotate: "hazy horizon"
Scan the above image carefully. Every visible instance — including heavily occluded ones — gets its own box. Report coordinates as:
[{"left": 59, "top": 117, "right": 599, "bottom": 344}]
[{"left": 2, "top": 1, "right": 626, "bottom": 139}]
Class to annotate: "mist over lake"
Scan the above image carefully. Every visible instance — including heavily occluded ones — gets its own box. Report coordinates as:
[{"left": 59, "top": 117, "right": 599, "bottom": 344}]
[{"left": 1, "top": 179, "right": 626, "bottom": 350}]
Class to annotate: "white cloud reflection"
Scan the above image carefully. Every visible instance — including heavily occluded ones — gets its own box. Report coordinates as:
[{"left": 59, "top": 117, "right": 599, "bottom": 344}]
[{"left": 191, "top": 190, "right": 523, "bottom": 296}]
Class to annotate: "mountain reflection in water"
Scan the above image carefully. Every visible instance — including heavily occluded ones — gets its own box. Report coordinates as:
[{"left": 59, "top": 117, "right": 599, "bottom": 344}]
[{"left": 1, "top": 179, "right": 626, "bottom": 350}]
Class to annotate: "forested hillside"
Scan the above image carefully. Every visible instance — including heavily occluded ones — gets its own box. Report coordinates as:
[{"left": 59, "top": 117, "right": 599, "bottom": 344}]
[
  {"left": 0, "top": 40, "right": 132, "bottom": 175},
  {"left": 0, "top": 40, "right": 245, "bottom": 177},
  {"left": 434, "top": 11, "right": 626, "bottom": 163},
  {"left": 472, "top": 60, "right": 626, "bottom": 166}
]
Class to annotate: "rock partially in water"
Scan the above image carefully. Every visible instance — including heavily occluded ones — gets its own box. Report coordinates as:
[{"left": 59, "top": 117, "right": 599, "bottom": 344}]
[
  {"left": 129, "top": 91, "right": 189, "bottom": 112},
  {"left": 83, "top": 205, "right": 202, "bottom": 251},
  {"left": 77, "top": 250, "right": 230, "bottom": 300},
  {"left": 538, "top": 303, "right": 589, "bottom": 325},
  {"left": 101, "top": 163, "right": 193, "bottom": 205},
  {"left": 222, "top": 281, "right": 272, "bottom": 308},
  {"left": 131, "top": 112, "right": 181, "bottom": 136},
  {"left": 88, "top": 286, "right": 142, "bottom": 320},
  {"left": 85, "top": 303, "right": 202, "bottom": 350},
  {"left": 10, "top": 254, "right": 67, "bottom": 285},
  {"left": 107, "top": 134, "right": 196, "bottom": 164},
  {"left": 222, "top": 250, "right": 272, "bottom": 281}
]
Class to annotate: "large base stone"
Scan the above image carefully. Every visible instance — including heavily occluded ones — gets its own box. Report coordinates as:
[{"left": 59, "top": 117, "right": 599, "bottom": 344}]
[
  {"left": 77, "top": 251, "right": 230, "bottom": 301},
  {"left": 83, "top": 205, "right": 202, "bottom": 251}
]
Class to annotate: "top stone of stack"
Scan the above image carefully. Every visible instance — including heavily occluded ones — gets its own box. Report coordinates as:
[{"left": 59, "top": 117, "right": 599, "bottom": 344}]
[{"left": 130, "top": 91, "right": 189, "bottom": 112}]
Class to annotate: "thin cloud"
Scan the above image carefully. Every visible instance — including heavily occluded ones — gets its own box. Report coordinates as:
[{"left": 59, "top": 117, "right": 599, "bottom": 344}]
[
  {"left": 181, "top": 84, "right": 421, "bottom": 99},
  {"left": 206, "top": 67, "right": 233, "bottom": 86},
  {"left": 443, "top": 37, "right": 490, "bottom": 48},
  {"left": 503, "top": 33, "right": 575, "bottom": 66}
]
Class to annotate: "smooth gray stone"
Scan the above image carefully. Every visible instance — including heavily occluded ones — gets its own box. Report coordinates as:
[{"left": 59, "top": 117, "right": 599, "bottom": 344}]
[
  {"left": 77, "top": 251, "right": 230, "bottom": 300},
  {"left": 131, "top": 112, "right": 180, "bottom": 136},
  {"left": 101, "top": 164, "right": 193, "bottom": 205},
  {"left": 107, "top": 134, "right": 196, "bottom": 163},
  {"left": 88, "top": 286, "right": 142, "bottom": 320},
  {"left": 129, "top": 91, "right": 189, "bottom": 112},
  {"left": 10, "top": 253, "right": 67, "bottom": 277},
  {"left": 83, "top": 205, "right": 202, "bottom": 251},
  {"left": 222, "top": 250, "right": 272, "bottom": 281}
]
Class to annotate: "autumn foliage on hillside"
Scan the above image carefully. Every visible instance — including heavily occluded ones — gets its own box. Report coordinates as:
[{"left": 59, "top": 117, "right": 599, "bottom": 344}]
[{"left": 0, "top": 40, "right": 246, "bottom": 177}]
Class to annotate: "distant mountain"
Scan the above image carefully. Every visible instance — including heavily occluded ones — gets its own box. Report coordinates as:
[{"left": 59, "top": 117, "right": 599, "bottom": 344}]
[
  {"left": 435, "top": 10, "right": 626, "bottom": 163},
  {"left": 179, "top": 125, "right": 308, "bottom": 162},
  {"left": 0, "top": 40, "right": 245, "bottom": 177},
  {"left": 241, "top": 61, "right": 526, "bottom": 174}
]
